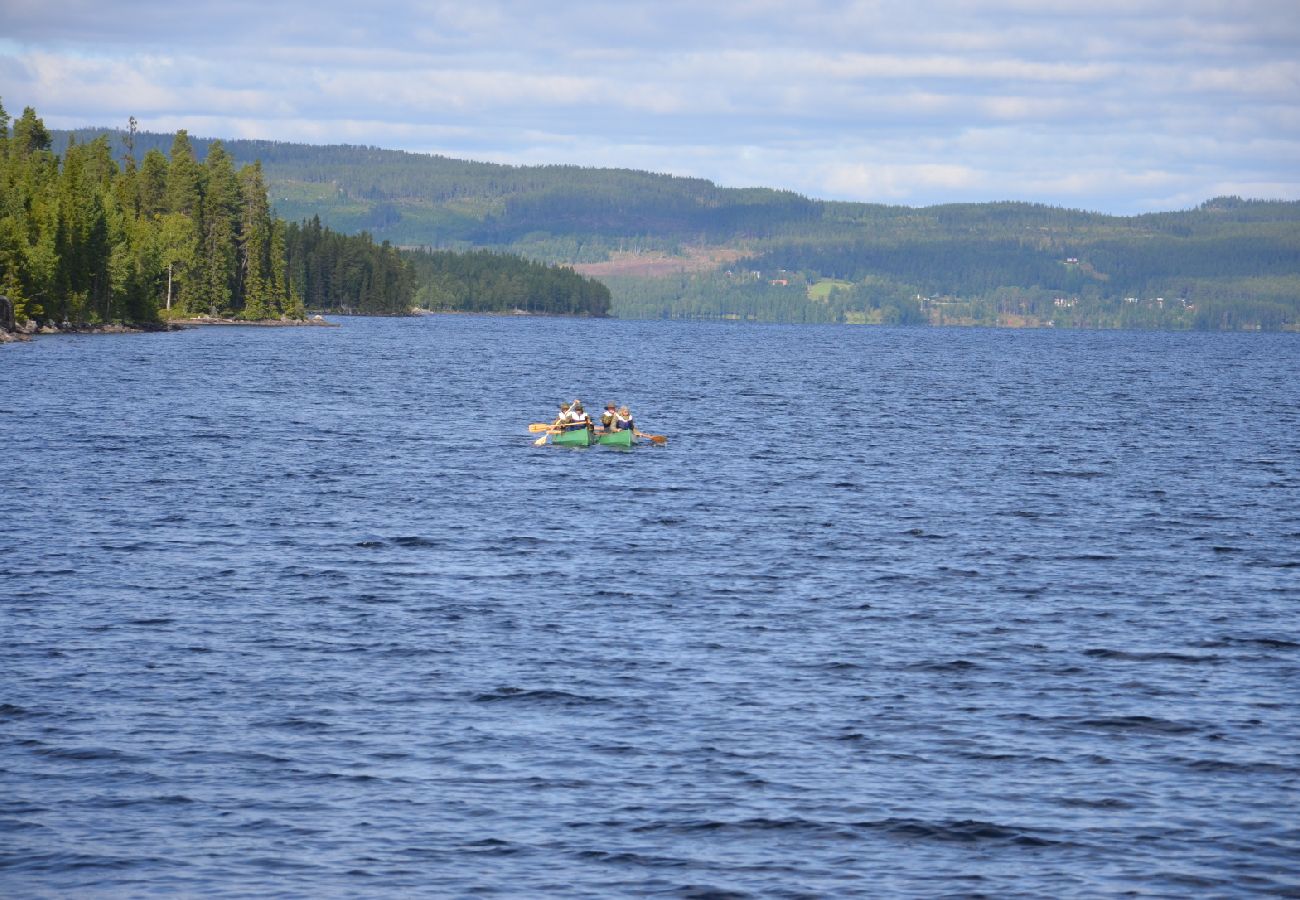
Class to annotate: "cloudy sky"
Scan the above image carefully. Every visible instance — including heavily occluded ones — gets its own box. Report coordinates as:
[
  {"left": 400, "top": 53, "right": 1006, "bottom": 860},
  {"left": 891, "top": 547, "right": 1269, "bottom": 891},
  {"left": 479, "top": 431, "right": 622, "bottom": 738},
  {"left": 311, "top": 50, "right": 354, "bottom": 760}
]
[{"left": 2, "top": 0, "right": 1297, "bottom": 213}]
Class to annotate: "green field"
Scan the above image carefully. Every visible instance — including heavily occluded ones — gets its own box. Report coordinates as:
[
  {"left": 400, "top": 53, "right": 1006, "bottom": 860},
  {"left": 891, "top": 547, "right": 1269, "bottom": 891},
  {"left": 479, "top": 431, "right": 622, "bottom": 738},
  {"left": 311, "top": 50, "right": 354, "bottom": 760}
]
[{"left": 808, "top": 279, "right": 853, "bottom": 300}]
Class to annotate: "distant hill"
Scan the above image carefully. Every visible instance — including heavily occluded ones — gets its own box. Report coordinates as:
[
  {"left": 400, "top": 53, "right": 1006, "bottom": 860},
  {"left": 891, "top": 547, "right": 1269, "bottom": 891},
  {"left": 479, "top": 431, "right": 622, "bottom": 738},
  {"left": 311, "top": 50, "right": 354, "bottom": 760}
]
[{"left": 53, "top": 129, "right": 1300, "bottom": 329}]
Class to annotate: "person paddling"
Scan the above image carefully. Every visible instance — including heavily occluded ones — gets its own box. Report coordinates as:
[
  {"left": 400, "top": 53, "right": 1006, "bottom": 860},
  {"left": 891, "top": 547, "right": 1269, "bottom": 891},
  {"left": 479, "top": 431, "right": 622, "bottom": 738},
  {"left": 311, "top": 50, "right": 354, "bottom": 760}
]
[
  {"left": 565, "top": 400, "right": 592, "bottom": 432},
  {"left": 614, "top": 405, "right": 634, "bottom": 432},
  {"left": 599, "top": 402, "right": 617, "bottom": 432}
]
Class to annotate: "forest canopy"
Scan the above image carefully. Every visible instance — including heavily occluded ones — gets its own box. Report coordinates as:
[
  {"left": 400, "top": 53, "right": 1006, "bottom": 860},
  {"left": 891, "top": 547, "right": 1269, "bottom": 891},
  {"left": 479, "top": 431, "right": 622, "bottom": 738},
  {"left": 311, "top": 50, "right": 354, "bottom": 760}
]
[{"left": 1, "top": 105, "right": 610, "bottom": 326}]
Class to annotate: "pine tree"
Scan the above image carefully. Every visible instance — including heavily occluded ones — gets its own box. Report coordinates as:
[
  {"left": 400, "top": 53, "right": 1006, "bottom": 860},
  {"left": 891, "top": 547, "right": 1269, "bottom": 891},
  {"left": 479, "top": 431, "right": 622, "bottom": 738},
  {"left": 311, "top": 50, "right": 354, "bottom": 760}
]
[
  {"left": 138, "top": 149, "right": 168, "bottom": 218},
  {"left": 12, "top": 106, "right": 51, "bottom": 156},
  {"left": 237, "top": 162, "right": 275, "bottom": 319},
  {"left": 157, "top": 212, "right": 195, "bottom": 313},
  {"left": 268, "top": 219, "right": 296, "bottom": 317},
  {"left": 193, "top": 141, "right": 238, "bottom": 315},
  {"left": 164, "top": 131, "right": 202, "bottom": 219}
]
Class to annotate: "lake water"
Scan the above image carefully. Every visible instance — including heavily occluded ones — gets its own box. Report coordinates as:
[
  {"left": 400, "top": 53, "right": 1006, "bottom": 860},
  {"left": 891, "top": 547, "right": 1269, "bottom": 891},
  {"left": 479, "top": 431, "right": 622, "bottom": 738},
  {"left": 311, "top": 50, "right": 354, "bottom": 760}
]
[{"left": 2, "top": 317, "right": 1298, "bottom": 897}]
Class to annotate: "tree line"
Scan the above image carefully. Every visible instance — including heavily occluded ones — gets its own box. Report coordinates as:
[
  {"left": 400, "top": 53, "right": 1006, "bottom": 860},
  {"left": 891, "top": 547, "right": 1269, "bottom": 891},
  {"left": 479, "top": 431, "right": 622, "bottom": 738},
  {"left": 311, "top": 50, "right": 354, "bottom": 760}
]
[
  {"left": 5, "top": 106, "right": 610, "bottom": 326},
  {"left": 405, "top": 249, "right": 610, "bottom": 316},
  {"left": 1, "top": 104, "right": 312, "bottom": 323},
  {"left": 42, "top": 124, "right": 1300, "bottom": 330}
]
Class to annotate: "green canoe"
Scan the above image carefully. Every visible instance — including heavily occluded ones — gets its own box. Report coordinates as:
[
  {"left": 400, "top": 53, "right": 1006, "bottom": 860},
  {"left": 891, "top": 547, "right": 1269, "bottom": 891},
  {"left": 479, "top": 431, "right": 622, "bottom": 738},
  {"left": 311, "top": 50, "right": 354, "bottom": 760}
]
[
  {"left": 596, "top": 429, "right": 634, "bottom": 447},
  {"left": 550, "top": 428, "right": 634, "bottom": 447},
  {"left": 552, "top": 427, "right": 592, "bottom": 447}
]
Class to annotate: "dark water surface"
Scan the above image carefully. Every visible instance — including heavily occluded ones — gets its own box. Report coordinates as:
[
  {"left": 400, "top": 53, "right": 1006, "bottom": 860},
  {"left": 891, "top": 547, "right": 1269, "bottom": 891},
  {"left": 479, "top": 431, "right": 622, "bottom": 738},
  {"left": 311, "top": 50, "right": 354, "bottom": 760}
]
[{"left": 2, "top": 317, "right": 1298, "bottom": 897}]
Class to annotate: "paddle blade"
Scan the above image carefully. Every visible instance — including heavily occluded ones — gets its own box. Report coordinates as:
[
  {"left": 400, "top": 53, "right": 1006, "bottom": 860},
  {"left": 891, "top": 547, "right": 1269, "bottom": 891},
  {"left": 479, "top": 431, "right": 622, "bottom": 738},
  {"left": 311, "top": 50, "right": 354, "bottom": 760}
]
[
  {"left": 533, "top": 433, "right": 550, "bottom": 446},
  {"left": 648, "top": 434, "right": 667, "bottom": 444}
]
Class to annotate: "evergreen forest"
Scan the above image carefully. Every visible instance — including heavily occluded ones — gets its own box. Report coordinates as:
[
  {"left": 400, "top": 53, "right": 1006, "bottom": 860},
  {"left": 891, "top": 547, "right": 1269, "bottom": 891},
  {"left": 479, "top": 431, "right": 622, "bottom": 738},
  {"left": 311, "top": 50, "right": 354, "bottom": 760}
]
[{"left": 0, "top": 104, "right": 609, "bottom": 329}]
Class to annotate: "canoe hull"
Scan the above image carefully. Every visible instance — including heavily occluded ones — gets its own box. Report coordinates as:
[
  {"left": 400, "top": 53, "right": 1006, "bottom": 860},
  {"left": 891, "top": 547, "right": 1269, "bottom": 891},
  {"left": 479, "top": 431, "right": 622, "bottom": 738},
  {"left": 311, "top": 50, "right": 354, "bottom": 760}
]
[
  {"left": 552, "top": 428, "right": 592, "bottom": 447},
  {"left": 596, "top": 430, "right": 634, "bottom": 447}
]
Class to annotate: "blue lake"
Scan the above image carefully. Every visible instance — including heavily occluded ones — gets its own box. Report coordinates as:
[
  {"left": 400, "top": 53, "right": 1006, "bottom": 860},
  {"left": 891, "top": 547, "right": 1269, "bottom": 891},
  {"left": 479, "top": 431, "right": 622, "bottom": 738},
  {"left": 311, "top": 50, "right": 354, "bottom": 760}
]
[{"left": 2, "top": 317, "right": 1298, "bottom": 896}]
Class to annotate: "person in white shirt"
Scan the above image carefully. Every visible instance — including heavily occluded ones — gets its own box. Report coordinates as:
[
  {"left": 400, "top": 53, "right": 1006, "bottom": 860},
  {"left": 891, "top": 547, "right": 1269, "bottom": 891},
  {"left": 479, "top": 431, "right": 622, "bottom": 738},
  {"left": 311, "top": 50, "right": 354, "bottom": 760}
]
[{"left": 565, "top": 401, "right": 592, "bottom": 432}]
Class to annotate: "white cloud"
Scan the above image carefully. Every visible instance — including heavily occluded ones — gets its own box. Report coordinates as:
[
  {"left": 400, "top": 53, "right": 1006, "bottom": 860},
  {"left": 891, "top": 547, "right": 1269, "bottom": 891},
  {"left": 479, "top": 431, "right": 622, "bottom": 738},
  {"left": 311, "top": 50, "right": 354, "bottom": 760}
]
[{"left": 3, "top": 0, "right": 1298, "bottom": 212}]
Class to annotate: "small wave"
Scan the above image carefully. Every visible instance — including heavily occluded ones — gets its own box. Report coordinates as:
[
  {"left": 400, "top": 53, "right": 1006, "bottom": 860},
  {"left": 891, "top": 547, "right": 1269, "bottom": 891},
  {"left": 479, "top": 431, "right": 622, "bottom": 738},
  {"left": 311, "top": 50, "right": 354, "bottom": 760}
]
[
  {"left": 35, "top": 746, "right": 146, "bottom": 763},
  {"left": 633, "top": 815, "right": 1060, "bottom": 847},
  {"left": 86, "top": 793, "right": 195, "bottom": 809},
  {"left": 252, "top": 717, "right": 333, "bottom": 732},
  {"left": 1054, "top": 796, "right": 1134, "bottom": 809},
  {"left": 461, "top": 838, "right": 522, "bottom": 855},
  {"left": 472, "top": 687, "right": 611, "bottom": 706},
  {"left": 390, "top": 536, "right": 443, "bottom": 548},
  {"left": 902, "top": 527, "right": 948, "bottom": 539},
  {"left": 1176, "top": 758, "right": 1298, "bottom": 775},
  {"left": 906, "top": 659, "right": 979, "bottom": 672},
  {"left": 1083, "top": 648, "right": 1222, "bottom": 665},
  {"left": 813, "top": 660, "right": 865, "bottom": 671},
  {"left": 666, "top": 885, "right": 754, "bottom": 900},
  {"left": 1072, "top": 715, "right": 1199, "bottom": 735},
  {"left": 127, "top": 617, "right": 175, "bottom": 626},
  {"left": 171, "top": 749, "right": 291, "bottom": 765},
  {"left": 1197, "top": 635, "right": 1300, "bottom": 651},
  {"left": 0, "top": 851, "right": 161, "bottom": 873},
  {"left": 858, "top": 817, "right": 1062, "bottom": 847},
  {"left": 572, "top": 849, "right": 690, "bottom": 868},
  {"left": 0, "top": 703, "right": 39, "bottom": 720}
]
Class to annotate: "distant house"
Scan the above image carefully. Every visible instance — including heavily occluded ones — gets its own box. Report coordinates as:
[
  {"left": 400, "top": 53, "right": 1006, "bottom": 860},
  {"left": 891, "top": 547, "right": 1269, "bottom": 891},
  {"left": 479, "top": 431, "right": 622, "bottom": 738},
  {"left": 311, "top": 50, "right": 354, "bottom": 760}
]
[{"left": 770, "top": 279, "right": 789, "bottom": 286}]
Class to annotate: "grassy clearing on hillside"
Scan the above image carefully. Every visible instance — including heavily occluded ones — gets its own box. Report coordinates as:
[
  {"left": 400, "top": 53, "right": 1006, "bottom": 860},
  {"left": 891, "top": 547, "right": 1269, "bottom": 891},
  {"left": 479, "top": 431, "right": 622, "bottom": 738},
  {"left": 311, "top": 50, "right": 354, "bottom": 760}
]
[{"left": 808, "top": 279, "right": 853, "bottom": 300}]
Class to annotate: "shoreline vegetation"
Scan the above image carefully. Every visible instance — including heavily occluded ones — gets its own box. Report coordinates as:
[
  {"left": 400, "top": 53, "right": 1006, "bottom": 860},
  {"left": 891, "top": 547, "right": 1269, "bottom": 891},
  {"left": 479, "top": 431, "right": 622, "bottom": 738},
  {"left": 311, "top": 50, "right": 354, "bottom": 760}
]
[
  {"left": 0, "top": 310, "right": 336, "bottom": 343},
  {"left": 0, "top": 101, "right": 612, "bottom": 344},
  {"left": 48, "top": 125, "right": 1298, "bottom": 331},
  {"left": 6, "top": 106, "right": 1296, "bottom": 338}
]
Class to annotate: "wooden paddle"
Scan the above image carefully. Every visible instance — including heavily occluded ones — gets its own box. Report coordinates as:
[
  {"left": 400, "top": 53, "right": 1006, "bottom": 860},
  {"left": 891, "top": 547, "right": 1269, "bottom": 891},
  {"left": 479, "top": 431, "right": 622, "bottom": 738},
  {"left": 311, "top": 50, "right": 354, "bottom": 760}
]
[
  {"left": 533, "top": 415, "right": 568, "bottom": 445},
  {"left": 634, "top": 430, "right": 667, "bottom": 445}
]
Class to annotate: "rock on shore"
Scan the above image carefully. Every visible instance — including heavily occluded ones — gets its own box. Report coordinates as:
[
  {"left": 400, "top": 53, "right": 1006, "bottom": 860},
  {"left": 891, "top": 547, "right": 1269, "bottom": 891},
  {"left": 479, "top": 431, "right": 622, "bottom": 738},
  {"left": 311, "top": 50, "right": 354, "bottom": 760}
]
[
  {"left": 0, "top": 308, "right": 337, "bottom": 344},
  {"left": 170, "top": 315, "right": 336, "bottom": 327},
  {"left": 0, "top": 294, "right": 29, "bottom": 342}
]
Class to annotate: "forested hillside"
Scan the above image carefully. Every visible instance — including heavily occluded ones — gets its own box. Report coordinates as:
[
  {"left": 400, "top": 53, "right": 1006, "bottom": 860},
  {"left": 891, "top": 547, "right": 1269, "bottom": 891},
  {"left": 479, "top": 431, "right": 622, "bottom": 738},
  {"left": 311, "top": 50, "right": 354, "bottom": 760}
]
[{"left": 51, "top": 126, "right": 1300, "bottom": 330}]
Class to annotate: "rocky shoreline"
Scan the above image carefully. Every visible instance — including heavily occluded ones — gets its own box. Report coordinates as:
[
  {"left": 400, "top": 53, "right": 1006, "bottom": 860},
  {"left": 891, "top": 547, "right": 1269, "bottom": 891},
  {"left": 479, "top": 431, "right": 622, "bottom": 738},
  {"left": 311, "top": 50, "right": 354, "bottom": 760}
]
[
  {"left": 0, "top": 303, "right": 336, "bottom": 344},
  {"left": 171, "top": 315, "right": 337, "bottom": 328}
]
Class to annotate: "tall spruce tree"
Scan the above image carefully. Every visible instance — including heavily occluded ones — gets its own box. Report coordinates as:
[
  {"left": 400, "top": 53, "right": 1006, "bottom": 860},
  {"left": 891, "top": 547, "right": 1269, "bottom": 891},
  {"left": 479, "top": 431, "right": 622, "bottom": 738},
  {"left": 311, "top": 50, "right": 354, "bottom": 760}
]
[
  {"left": 137, "top": 149, "right": 168, "bottom": 219},
  {"left": 193, "top": 141, "right": 238, "bottom": 315},
  {"left": 237, "top": 161, "right": 277, "bottom": 319}
]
